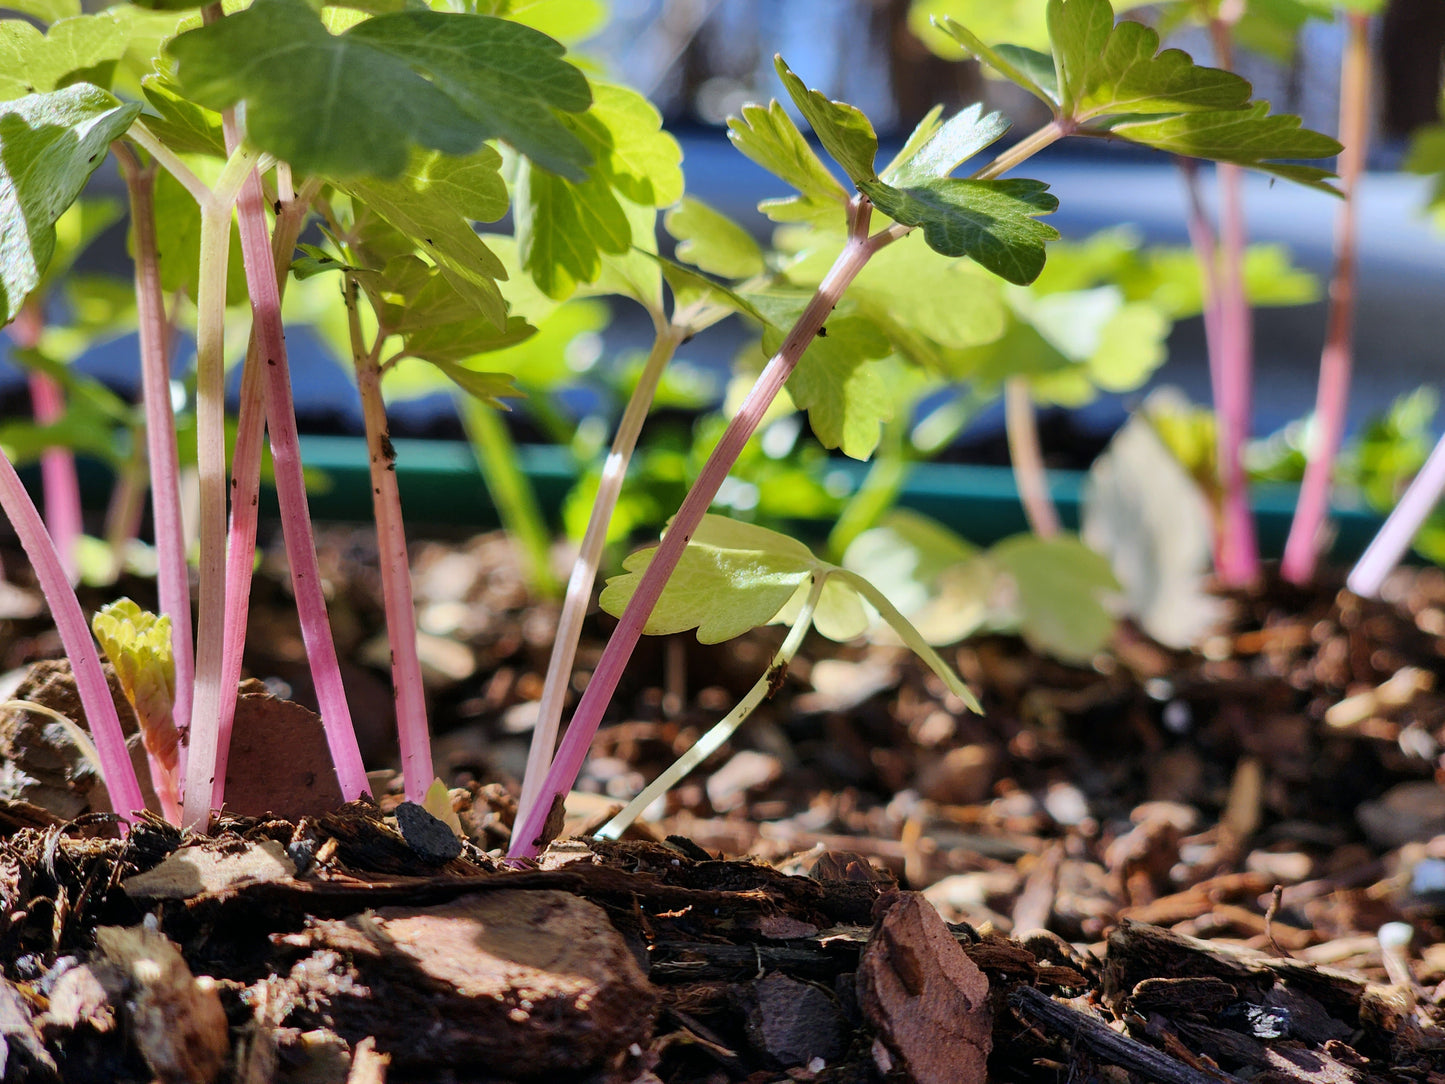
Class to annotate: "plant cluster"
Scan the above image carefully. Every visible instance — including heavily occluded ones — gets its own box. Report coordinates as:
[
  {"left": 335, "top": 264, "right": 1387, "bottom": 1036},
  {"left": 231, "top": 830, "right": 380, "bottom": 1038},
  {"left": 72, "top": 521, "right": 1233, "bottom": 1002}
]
[{"left": 2, "top": 0, "right": 1396, "bottom": 858}]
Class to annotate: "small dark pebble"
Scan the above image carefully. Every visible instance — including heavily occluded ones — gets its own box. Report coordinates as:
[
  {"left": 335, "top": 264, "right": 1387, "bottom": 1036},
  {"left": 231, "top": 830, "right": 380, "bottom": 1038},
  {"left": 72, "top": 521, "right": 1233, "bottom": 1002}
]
[{"left": 395, "top": 801, "right": 463, "bottom": 863}]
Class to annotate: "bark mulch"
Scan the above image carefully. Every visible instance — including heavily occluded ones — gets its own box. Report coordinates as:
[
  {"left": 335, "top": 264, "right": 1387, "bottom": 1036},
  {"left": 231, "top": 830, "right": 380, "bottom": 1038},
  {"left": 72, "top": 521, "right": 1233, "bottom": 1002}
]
[{"left": 2, "top": 528, "right": 1445, "bottom": 1082}]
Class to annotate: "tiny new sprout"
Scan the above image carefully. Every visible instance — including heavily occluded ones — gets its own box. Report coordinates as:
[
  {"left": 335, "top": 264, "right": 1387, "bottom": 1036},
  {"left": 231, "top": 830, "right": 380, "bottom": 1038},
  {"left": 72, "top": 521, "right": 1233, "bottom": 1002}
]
[{"left": 92, "top": 599, "right": 182, "bottom": 823}]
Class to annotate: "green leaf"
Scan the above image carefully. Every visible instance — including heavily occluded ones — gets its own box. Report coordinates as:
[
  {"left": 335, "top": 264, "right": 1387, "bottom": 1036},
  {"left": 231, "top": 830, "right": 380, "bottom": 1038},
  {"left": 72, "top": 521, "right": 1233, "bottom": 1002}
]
[
  {"left": 347, "top": 9, "right": 592, "bottom": 178},
  {"left": 1047, "top": 0, "right": 1251, "bottom": 119},
  {"left": 420, "top": 359, "right": 519, "bottom": 407},
  {"left": 168, "top": 0, "right": 592, "bottom": 180},
  {"left": 291, "top": 243, "right": 356, "bottom": 280},
  {"left": 1109, "top": 104, "right": 1343, "bottom": 192},
  {"left": 601, "top": 514, "right": 818, "bottom": 643},
  {"left": 0, "top": 85, "right": 141, "bottom": 324},
  {"left": 763, "top": 314, "right": 894, "bottom": 460},
  {"left": 514, "top": 155, "right": 630, "bottom": 299},
  {"left": 501, "top": 0, "right": 608, "bottom": 45},
  {"left": 934, "top": 17, "right": 1057, "bottom": 107},
  {"left": 773, "top": 55, "right": 878, "bottom": 186},
  {"left": 989, "top": 533, "right": 1118, "bottom": 662},
  {"left": 726, "top": 98, "right": 850, "bottom": 225},
  {"left": 401, "top": 311, "right": 534, "bottom": 363},
  {"left": 859, "top": 176, "right": 1059, "bottom": 285},
  {"left": 664, "top": 197, "right": 764, "bottom": 280},
  {"left": 583, "top": 196, "right": 663, "bottom": 314},
  {"left": 574, "top": 82, "right": 682, "bottom": 207},
  {"left": 341, "top": 146, "right": 509, "bottom": 327},
  {"left": 3, "top": 0, "right": 81, "bottom": 26},
  {"left": 139, "top": 74, "right": 225, "bottom": 157},
  {"left": 881, "top": 102, "right": 1011, "bottom": 188}
]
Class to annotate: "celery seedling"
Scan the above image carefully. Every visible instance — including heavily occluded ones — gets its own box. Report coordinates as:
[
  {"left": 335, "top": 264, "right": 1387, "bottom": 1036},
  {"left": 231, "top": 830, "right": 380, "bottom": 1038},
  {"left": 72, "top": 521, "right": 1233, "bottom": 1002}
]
[
  {"left": 92, "top": 599, "right": 181, "bottom": 823},
  {"left": 511, "top": 1, "right": 1341, "bottom": 856}
]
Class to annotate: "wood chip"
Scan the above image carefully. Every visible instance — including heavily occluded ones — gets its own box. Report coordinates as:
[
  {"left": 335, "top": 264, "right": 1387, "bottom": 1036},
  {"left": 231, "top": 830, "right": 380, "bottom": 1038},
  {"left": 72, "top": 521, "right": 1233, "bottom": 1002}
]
[
  {"left": 857, "top": 892, "right": 991, "bottom": 1084},
  {"left": 94, "top": 925, "right": 229, "bottom": 1084}
]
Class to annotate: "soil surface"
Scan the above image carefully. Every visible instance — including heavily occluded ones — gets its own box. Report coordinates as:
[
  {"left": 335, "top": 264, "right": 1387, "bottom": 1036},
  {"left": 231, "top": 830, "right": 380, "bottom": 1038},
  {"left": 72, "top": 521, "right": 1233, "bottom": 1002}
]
[{"left": 3, "top": 526, "right": 1445, "bottom": 1082}]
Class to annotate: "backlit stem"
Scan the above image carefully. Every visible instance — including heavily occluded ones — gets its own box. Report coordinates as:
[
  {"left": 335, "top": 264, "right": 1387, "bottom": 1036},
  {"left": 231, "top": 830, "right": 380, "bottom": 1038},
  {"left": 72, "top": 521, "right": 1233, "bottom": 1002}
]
[
  {"left": 516, "top": 321, "right": 685, "bottom": 831},
  {"left": 1208, "top": 17, "right": 1260, "bottom": 586},
  {"left": 114, "top": 143, "right": 193, "bottom": 742},
  {"left": 181, "top": 142, "right": 257, "bottom": 830},
  {"left": 0, "top": 452, "right": 145, "bottom": 821},
  {"left": 228, "top": 162, "right": 368, "bottom": 804},
  {"left": 27, "top": 370, "right": 81, "bottom": 582},
  {"left": 348, "top": 278, "right": 430, "bottom": 801},
  {"left": 1282, "top": 11, "right": 1371, "bottom": 584},
  {"left": 1349, "top": 431, "right": 1445, "bottom": 598},
  {"left": 1004, "top": 375, "right": 1060, "bottom": 538},
  {"left": 509, "top": 197, "right": 884, "bottom": 858},
  {"left": 210, "top": 174, "right": 321, "bottom": 810}
]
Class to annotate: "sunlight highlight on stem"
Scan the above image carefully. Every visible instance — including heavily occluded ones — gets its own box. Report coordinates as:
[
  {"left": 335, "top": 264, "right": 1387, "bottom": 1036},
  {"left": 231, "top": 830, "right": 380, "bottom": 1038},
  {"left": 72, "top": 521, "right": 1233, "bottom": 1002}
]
[
  {"left": 114, "top": 144, "right": 194, "bottom": 746},
  {"left": 516, "top": 322, "right": 685, "bottom": 832},
  {"left": 509, "top": 197, "right": 884, "bottom": 859},
  {"left": 348, "top": 278, "right": 431, "bottom": 802},
  {"left": 1281, "top": 11, "right": 1371, "bottom": 585}
]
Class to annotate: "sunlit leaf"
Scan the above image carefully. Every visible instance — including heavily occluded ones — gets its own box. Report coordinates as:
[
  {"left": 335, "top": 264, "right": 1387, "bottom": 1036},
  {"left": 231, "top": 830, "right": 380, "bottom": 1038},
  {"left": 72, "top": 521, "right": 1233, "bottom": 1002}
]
[
  {"left": 601, "top": 514, "right": 818, "bottom": 643},
  {"left": 341, "top": 146, "right": 509, "bottom": 327},
  {"left": 764, "top": 314, "right": 894, "bottom": 460},
  {"left": 882, "top": 102, "right": 1011, "bottom": 188},
  {"left": 860, "top": 176, "right": 1059, "bottom": 285},
  {"left": 168, "top": 0, "right": 592, "bottom": 179},
  {"left": 774, "top": 55, "right": 878, "bottom": 186},
  {"left": 990, "top": 533, "right": 1118, "bottom": 662},
  {"left": 0, "top": 84, "right": 141, "bottom": 323},
  {"left": 664, "top": 197, "right": 764, "bottom": 280},
  {"left": 726, "top": 98, "right": 850, "bottom": 226},
  {"left": 1109, "top": 104, "right": 1342, "bottom": 192}
]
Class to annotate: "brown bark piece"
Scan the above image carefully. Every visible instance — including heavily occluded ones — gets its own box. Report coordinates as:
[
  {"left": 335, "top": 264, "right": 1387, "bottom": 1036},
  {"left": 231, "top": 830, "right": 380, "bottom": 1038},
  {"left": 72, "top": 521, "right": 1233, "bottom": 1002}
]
[
  {"left": 745, "top": 972, "right": 848, "bottom": 1068},
  {"left": 291, "top": 889, "right": 656, "bottom": 1077},
  {"left": 0, "top": 662, "right": 343, "bottom": 821},
  {"left": 93, "top": 925, "right": 229, "bottom": 1084},
  {"left": 857, "top": 891, "right": 991, "bottom": 1084},
  {"left": 223, "top": 679, "right": 345, "bottom": 818},
  {"left": 122, "top": 837, "right": 297, "bottom": 900}
]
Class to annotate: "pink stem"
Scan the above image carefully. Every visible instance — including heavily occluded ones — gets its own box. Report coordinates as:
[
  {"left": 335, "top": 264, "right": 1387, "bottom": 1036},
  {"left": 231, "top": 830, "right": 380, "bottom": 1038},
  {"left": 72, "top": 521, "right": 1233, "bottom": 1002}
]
[
  {"left": 509, "top": 198, "right": 883, "bottom": 858},
  {"left": 1349, "top": 430, "right": 1445, "bottom": 598},
  {"left": 1209, "top": 20, "right": 1260, "bottom": 586},
  {"left": 1281, "top": 12, "right": 1371, "bottom": 585},
  {"left": 1004, "top": 375, "right": 1060, "bottom": 538},
  {"left": 1179, "top": 157, "right": 1227, "bottom": 563},
  {"left": 0, "top": 449, "right": 145, "bottom": 820},
  {"left": 12, "top": 302, "right": 82, "bottom": 584},
  {"left": 229, "top": 165, "right": 369, "bottom": 802},
  {"left": 211, "top": 181, "right": 315, "bottom": 809},
  {"left": 115, "top": 144, "right": 194, "bottom": 741},
  {"left": 351, "top": 297, "right": 430, "bottom": 801}
]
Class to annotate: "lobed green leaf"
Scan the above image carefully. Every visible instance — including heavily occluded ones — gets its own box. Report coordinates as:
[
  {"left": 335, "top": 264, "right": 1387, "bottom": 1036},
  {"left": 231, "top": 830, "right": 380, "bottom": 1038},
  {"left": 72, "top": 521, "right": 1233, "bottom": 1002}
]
[
  {"left": 0, "top": 84, "right": 141, "bottom": 324},
  {"left": 773, "top": 55, "right": 878, "bottom": 186},
  {"left": 726, "top": 98, "right": 850, "bottom": 222},
  {"left": 765, "top": 314, "right": 894, "bottom": 460},
  {"left": 1110, "top": 103, "right": 1343, "bottom": 192},
  {"left": 664, "top": 197, "right": 765, "bottom": 280},
  {"left": 860, "top": 176, "right": 1059, "bottom": 285},
  {"left": 168, "top": 0, "right": 592, "bottom": 180},
  {"left": 882, "top": 102, "right": 1011, "bottom": 188},
  {"left": 340, "top": 146, "right": 509, "bottom": 327}
]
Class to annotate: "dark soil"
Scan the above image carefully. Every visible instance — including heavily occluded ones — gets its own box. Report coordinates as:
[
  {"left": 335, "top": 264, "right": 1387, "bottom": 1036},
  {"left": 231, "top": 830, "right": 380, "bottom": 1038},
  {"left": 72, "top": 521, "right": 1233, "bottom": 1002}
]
[{"left": 3, "top": 526, "right": 1445, "bottom": 1082}]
